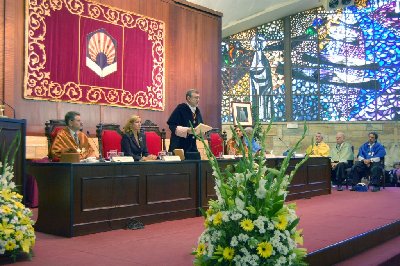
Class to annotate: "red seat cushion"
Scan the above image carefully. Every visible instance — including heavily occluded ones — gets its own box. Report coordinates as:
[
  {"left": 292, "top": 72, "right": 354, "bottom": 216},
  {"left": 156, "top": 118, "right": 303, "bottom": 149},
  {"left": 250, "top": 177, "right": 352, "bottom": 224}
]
[
  {"left": 102, "top": 130, "right": 122, "bottom": 158},
  {"left": 210, "top": 133, "right": 223, "bottom": 156},
  {"left": 51, "top": 127, "right": 64, "bottom": 142},
  {"left": 50, "top": 127, "right": 65, "bottom": 161},
  {"left": 145, "top": 131, "right": 161, "bottom": 155}
]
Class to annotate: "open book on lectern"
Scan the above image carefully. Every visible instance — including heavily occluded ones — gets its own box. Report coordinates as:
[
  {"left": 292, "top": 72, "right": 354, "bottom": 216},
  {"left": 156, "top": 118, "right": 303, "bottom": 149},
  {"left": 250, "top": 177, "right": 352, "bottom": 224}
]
[{"left": 194, "top": 123, "right": 212, "bottom": 135}]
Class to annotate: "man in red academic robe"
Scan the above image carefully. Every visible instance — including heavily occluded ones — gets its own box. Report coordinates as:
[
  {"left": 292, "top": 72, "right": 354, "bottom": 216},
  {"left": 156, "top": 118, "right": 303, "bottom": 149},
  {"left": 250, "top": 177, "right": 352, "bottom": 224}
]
[{"left": 51, "top": 111, "right": 95, "bottom": 160}]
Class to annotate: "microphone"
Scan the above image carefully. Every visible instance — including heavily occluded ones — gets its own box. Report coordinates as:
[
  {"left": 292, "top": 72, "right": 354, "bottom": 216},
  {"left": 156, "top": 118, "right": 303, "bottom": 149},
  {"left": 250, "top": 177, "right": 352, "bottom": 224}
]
[
  {"left": 0, "top": 99, "right": 16, "bottom": 118},
  {"left": 278, "top": 137, "right": 290, "bottom": 156},
  {"left": 86, "top": 130, "right": 104, "bottom": 162}
]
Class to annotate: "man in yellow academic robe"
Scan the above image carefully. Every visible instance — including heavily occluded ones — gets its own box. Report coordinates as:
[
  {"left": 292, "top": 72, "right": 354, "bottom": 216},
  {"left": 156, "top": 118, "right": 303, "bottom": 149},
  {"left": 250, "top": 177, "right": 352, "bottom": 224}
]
[
  {"left": 51, "top": 111, "right": 95, "bottom": 160},
  {"left": 306, "top": 132, "right": 330, "bottom": 157}
]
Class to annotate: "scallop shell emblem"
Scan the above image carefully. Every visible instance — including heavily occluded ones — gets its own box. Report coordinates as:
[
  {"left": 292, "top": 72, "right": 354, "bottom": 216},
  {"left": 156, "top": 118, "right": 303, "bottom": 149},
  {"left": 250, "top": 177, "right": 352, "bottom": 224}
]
[{"left": 86, "top": 29, "right": 117, "bottom": 78}]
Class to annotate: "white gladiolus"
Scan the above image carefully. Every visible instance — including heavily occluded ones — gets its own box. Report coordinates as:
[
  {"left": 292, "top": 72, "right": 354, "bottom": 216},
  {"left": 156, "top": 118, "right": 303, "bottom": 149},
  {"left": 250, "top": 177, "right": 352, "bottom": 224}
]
[
  {"left": 255, "top": 178, "right": 267, "bottom": 199},
  {"left": 235, "top": 197, "right": 245, "bottom": 211}
]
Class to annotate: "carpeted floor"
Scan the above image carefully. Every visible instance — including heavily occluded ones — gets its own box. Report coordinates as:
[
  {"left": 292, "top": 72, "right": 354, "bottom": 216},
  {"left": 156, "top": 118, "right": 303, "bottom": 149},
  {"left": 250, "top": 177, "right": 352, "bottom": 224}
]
[{"left": 4, "top": 188, "right": 400, "bottom": 265}]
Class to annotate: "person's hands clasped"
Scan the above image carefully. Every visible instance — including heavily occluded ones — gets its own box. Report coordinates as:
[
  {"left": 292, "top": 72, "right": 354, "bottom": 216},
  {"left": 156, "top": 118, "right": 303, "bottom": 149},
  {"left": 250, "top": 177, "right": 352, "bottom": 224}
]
[
  {"left": 363, "top": 159, "right": 371, "bottom": 165},
  {"left": 141, "top": 154, "right": 157, "bottom": 161}
]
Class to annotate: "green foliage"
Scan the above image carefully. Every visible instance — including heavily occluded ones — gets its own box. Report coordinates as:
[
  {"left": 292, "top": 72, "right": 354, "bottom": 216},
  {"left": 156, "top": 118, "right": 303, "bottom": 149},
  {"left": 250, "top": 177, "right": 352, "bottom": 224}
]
[
  {"left": 0, "top": 128, "right": 36, "bottom": 260},
  {"left": 192, "top": 121, "right": 309, "bottom": 265}
]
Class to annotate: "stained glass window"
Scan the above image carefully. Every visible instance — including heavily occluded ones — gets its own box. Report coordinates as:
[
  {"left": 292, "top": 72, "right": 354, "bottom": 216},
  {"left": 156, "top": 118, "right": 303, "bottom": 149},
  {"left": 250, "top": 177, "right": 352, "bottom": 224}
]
[
  {"left": 221, "top": 20, "right": 286, "bottom": 122},
  {"left": 222, "top": 0, "right": 400, "bottom": 121}
]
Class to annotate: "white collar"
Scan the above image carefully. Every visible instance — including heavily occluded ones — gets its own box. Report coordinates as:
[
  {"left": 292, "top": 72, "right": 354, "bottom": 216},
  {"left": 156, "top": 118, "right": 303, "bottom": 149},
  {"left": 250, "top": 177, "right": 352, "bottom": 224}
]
[
  {"left": 68, "top": 127, "right": 78, "bottom": 136},
  {"left": 186, "top": 103, "right": 197, "bottom": 113}
]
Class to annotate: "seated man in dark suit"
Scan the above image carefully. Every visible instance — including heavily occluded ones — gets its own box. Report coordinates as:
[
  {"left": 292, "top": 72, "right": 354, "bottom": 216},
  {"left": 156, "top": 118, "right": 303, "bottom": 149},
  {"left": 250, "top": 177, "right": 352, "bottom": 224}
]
[
  {"left": 350, "top": 132, "right": 386, "bottom": 192},
  {"left": 330, "top": 132, "right": 354, "bottom": 191}
]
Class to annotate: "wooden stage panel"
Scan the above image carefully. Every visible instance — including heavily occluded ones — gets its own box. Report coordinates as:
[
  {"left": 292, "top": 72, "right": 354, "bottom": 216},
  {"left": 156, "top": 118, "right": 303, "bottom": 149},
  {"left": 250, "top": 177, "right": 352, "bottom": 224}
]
[
  {"left": 113, "top": 175, "right": 140, "bottom": 207},
  {"left": 81, "top": 176, "right": 114, "bottom": 211},
  {"left": 146, "top": 173, "right": 192, "bottom": 204}
]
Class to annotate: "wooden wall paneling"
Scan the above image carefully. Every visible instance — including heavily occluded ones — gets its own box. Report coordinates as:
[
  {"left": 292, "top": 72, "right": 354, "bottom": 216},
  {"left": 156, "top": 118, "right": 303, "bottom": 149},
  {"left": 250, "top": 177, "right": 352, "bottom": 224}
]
[
  {"left": 201, "top": 14, "right": 221, "bottom": 129},
  {"left": 4, "top": 0, "right": 19, "bottom": 117},
  {"left": 0, "top": 0, "right": 4, "bottom": 101},
  {"left": 3, "top": 0, "right": 221, "bottom": 137}
]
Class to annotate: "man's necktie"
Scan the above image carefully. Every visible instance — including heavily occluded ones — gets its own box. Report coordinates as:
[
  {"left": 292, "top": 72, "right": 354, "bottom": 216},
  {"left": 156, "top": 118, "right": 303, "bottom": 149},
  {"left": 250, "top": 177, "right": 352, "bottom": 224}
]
[{"left": 74, "top": 132, "right": 79, "bottom": 145}]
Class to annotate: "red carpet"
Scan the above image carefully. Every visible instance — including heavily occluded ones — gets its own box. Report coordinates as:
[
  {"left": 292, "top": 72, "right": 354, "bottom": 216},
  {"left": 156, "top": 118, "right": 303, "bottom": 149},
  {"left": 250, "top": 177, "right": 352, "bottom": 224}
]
[{"left": 6, "top": 188, "right": 400, "bottom": 266}]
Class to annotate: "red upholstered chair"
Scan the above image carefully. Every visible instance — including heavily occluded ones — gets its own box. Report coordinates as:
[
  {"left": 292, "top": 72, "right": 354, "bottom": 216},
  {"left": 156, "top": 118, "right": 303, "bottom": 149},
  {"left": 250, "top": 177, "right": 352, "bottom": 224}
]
[
  {"left": 206, "top": 129, "right": 227, "bottom": 157},
  {"left": 141, "top": 120, "right": 166, "bottom": 156},
  {"left": 96, "top": 123, "right": 123, "bottom": 159},
  {"left": 45, "top": 119, "right": 66, "bottom": 161},
  {"left": 27, "top": 119, "right": 66, "bottom": 207}
]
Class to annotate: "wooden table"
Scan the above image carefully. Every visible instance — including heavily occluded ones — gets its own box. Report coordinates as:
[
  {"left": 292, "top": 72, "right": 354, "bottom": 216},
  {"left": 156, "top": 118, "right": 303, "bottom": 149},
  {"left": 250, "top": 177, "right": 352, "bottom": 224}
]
[
  {"left": 27, "top": 157, "right": 330, "bottom": 237},
  {"left": 200, "top": 157, "right": 331, "bottom": 208}
]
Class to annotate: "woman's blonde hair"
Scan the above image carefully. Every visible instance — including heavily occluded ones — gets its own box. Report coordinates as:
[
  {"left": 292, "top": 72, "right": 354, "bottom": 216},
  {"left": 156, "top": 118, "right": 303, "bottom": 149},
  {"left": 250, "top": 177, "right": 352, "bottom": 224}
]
[{"left": 123, "top": 115, "right": 141, "bottom": 134}]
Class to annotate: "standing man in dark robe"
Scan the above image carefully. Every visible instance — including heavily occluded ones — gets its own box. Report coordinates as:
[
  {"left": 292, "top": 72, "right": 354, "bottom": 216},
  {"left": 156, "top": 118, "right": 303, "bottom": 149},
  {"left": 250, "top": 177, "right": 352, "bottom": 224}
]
[{"left": 167, "top": 89, "right": 203, "bottom": 153}]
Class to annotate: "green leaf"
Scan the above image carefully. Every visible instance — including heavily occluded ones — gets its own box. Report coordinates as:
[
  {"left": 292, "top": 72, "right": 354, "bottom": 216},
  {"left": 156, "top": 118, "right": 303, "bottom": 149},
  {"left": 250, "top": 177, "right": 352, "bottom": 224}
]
[
  {"left": 269, "top": 200, "right": 284, "bottom": 216},
  {"left": 199, "top": 208, "right": 206, "bottom": 218},
  {"left": 287, "top": 217, "right": 300, "bottom": 231},
  {"left": 246, "top": 205, "right": 257, "bottom": 214}
]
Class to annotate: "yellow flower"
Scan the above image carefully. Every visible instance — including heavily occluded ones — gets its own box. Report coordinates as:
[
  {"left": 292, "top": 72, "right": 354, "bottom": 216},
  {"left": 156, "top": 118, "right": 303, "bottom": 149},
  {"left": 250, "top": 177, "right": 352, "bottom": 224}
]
[
  {"left": 15, "top": 201, "right": 25, "bottom": 209},
  {"left": 213, "top": 212, "right": 223, "bottom": 226},
  {"left": 14, "top": 230, "right": 24, "bottom": 241},
  {"left": 257, "top": 241, "right": 273, "bottom": 258},
  {"left": 206, "top": 208, "right": 213, "bottom": 216},
  {"left": 16, "top": 211, "right": 24, "bottom": 219},
  {"left": 293, "top": 229, "right": 304, "bottom": 245},
  {"left": 276, "top": 214, "right": 288, "bottom": 230},
  {"left": 20, "top": 216, "right": 31, "bottom": 225},
  {"left": 5, "top": 241, "right": 16, "bottom": 251},
  {"left": 195, "top": 243, "right": 206, "bottom": 257},
  {"left": 204, "top": 219, "right": 209, "bottom": 228},
  {"left": 0, "top": 190, "right": 12, "bottom": 201},
  {"left": 21, "top": 239, "right": 32, "bottom": 253},
  {"left": 14, "top": 193, "right": 23, "bottom": 200},
  {"left": 240, "top": 218, "right": 254, "bottom": 232},
  {"left": 222, "top": 247, "right": 235, "bottom": 260},
  {"left": 1, "top": 205, "right": 12, "bottom": 215},
  {"left": 0, "top": 221, "right": 15, "bottom": 236}
]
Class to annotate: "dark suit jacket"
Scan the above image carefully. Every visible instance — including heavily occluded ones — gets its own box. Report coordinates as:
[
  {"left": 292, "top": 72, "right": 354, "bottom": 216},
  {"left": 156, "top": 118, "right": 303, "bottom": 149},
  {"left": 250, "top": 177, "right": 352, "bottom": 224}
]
[
  {"left": 167, "top": 103, "right": 203, "bottom": 153},
  {"left": 121, "top": 132, "right": 149, "bottom": 161}
]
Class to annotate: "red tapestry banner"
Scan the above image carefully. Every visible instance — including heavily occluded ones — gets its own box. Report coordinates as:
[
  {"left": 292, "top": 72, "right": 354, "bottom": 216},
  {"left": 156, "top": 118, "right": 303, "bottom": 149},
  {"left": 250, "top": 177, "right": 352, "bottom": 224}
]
[{"left": 24, "top": 0, "right": 165, "bottom": 110}]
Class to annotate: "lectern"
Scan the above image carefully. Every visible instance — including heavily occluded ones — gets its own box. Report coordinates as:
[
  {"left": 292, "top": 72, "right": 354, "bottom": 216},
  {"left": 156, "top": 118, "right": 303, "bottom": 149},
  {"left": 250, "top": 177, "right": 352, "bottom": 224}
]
[{"left": 0, "top": 117, "right": 26, "bottom": 198}]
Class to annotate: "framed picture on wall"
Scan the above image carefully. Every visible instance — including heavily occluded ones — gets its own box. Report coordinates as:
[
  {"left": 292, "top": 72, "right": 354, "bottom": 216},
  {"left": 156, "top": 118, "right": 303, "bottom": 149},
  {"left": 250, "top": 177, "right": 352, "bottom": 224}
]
[{"left": 232, "top": 102, "right": 253, "bottom": 126}]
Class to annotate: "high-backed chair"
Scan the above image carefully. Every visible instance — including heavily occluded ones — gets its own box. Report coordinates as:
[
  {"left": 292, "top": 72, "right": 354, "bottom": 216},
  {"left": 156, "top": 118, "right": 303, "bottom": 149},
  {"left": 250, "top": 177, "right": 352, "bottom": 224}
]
[
  {"left": 28, "top": 119, "right": 66, "bottom": 207},
  {"left": 141, "top": 119, "right": 166, "bottom": 156},
  {"left": 206, "top": 129, "right": 227, "bottom": 157},
  {"left": 96, "top": 123, "right": 123, "bottom": 159},
  {"left": 44, "top": 119, "right": 66, "bottom": 160}
]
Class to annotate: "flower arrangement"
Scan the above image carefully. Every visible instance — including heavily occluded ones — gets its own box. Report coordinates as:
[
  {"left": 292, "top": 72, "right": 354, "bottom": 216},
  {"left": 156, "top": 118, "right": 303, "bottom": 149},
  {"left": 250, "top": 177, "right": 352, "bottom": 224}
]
[
  {"left": 192, "top": 122, "right": 309, "bottom": 265},
  {"left": 0, "top": 130, "right": 36, "bottom": 262}
]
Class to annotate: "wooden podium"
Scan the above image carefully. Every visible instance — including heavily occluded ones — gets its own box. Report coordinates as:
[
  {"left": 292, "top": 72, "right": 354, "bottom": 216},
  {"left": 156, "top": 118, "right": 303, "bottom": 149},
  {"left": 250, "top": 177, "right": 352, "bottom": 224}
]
[{"left": 0, "top": 117, "right": 26, "bottom": 197}]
